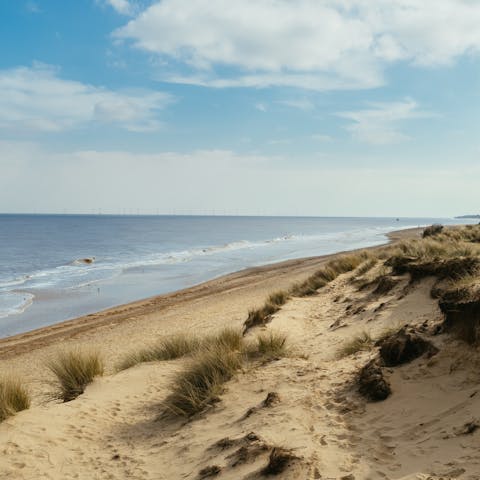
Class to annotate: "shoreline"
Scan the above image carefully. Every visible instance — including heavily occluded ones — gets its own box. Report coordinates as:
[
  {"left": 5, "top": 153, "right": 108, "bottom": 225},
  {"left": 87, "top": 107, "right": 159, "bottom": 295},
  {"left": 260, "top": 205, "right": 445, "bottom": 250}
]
[{"left": 0, "top": 227, "right": 422, "bottom": 362}]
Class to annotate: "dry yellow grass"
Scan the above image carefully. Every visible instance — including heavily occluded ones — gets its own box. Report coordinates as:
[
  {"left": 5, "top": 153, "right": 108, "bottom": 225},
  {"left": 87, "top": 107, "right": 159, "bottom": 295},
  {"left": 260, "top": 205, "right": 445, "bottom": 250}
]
[
  {"left": 255, "top": 332, "right": 288, "bottom": 359},
  {"left": 47, "top": 349, "right": 104, "bottom": 402},
  {"left": 161, "top": 328, "right": 288, "bottom": 418},
  {"left": 0, "top": 377, "right": 30, "bottom": 422},
  {"left": 117, "top": 334, "right": 202, "bottom": 371},
  {"left": 337, "top": 331, "right": 374, "bottom": 358},
  {"left": 161, "top": 345, "right": 243, "bottom": 418}
]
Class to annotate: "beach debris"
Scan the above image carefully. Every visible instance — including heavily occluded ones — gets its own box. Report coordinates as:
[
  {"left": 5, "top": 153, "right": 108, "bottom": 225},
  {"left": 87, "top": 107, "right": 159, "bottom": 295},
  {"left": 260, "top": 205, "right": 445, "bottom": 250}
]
[
  {"left": 261, "top": 447, "right": 298, "bottom": 475},
  {"left": 243, "top": 392, "right": 280, "bottom": 418},
  {"left": 458, "top": 421, "right": 479, "bottom": 435},
  {"left": 198, "top": 465, "right": 221, "bottom": 478},
  {"left": 262, "top": 391, "right": 280, "bottom": 407},
  {"left": 228, "top": 442, "right": 269, "bottom": 467},
  {"left": 75, "top": 257, "right": 95, "bottom": 265},
  {"left": 209, "top": 432, "right": 261, "bottom": 451},
  {"left": 358, "top": 359, "right": 391, "bottom": 402},
  {"left": 377, "top": 327, "right": 438, "bottom": 367}
]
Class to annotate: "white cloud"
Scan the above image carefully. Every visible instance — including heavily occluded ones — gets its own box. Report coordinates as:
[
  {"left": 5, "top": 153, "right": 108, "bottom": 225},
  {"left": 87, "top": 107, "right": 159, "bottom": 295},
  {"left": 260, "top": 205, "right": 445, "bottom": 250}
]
[
  {"left": 104, "top": 0, "right": 133, "bottom": 16},
  {"left": 0, "top": 63, "right": 172, "bottom": 132},
  {"left": 337, "top": 99, "right": 431, "bottom": 145},
  {"left": 113, "top": 0, "right": 480, "bottom": 90}
]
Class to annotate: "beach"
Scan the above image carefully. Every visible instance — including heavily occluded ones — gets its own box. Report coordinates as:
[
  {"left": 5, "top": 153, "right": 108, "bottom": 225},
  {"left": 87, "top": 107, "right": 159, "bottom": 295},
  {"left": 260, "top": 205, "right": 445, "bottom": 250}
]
[{"left": 3, "top": 225, "right": 480, "bottom": 479}]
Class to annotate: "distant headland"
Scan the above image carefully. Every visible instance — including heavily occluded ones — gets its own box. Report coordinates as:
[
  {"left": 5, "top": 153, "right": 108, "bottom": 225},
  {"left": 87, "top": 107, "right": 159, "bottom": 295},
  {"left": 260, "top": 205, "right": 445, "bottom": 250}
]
[{"left": 455, "top": 214, "right": 480, "bottom": 219}]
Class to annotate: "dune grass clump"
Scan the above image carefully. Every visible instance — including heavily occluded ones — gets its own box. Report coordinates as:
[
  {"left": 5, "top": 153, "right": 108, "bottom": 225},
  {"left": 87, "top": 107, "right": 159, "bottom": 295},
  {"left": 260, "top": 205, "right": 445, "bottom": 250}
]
[
  {"left": 386, "top": 238, "right": 480, "bottom": 281},
  {"left": 117, "top": 334, "right": 201, "bottom": 371},
  {"left": 0, "top": 377, "right": 30, "bottom": 422},
  {"left": 337, "top": 331, "right": 374, "bottom": 358},
  {"left": 205, "top": 327, "right": 243, "bottom": 351},
  {"left": 423, "top": 224, "right": 444, "bottom": 238},
  {"left": 161, "top": 346, "right": 243, "bottom": 418},
  {"left": 243, "top": 290, "right": 289, "bottom": 334},
  {"left": 355, "top": 258, "right": 378, "bottom": 277},
  {"left": 291, "top": 253, "right": 368, "bottom": 298},
  {"left": 47, "top": 349, "right": 104, "bottom": 402},
  {"left": 256, "top": 332, "right": 287, "bottom": 359},
  {"left": 161, "top": 328, "right": 289, "bottom": 418},
  {"left": 118, "top": 328, "right": 244, "bottom": 371}
]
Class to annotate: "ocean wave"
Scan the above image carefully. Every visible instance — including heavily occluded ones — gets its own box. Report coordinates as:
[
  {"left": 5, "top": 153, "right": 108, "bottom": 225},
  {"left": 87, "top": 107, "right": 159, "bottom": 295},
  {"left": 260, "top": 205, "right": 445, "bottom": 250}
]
[
  {"left": 0, "top": 291, "right": 35, "bottom": 319},
  {"left": 0, "top": 223, "right": 420, "bottom": 319}
]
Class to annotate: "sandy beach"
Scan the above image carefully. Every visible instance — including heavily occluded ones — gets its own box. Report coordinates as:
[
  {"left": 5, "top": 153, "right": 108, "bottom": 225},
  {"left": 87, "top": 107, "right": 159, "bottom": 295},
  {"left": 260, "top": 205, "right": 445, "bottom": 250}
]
[{"left": 4, "top": 225, "right": 480, "bottom": 479}]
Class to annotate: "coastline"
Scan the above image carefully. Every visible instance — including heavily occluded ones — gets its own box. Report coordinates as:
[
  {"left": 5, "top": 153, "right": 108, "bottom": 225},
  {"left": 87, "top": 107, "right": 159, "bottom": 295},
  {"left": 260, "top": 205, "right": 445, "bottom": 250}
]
[
  {"left": 0, "top": 227, "right": 422, "bottom": 369},
  {"left": 10, "top": 223, "right": 480, "bottom": 478}
]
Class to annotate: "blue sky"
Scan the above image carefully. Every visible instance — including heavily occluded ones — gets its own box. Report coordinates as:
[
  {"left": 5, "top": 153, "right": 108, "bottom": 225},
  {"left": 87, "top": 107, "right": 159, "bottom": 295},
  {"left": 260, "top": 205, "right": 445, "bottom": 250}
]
[{"left": 0, "top": 0, "right": 479, "bottom": 216}]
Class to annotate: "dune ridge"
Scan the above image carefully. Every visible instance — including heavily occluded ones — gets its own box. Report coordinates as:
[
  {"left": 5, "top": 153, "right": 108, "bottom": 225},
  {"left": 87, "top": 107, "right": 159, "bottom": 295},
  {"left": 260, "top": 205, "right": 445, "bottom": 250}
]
[{"left": 3, "top": 226, "right": 480, "bottom": 479}]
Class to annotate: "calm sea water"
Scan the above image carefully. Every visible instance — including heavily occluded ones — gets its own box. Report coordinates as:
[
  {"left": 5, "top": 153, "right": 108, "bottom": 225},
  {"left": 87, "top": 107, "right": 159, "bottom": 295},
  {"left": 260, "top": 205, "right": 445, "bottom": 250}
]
[{"left": 0, "top": 214, "right": 469, "bottom": 337}]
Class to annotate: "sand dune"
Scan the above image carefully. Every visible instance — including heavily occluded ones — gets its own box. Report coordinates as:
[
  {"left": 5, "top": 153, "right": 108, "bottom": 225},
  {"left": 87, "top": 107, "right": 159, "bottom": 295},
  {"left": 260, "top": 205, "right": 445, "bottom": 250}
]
[{"left": 2, "top": 227, "right": 479, "bottom": 479}]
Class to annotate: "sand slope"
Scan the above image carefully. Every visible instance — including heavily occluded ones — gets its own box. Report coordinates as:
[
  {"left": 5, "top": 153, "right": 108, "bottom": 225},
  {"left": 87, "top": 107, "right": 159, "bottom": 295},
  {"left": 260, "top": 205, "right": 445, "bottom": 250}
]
[{"left": 3, "top": 233, "right": 479, "bottom": 479}]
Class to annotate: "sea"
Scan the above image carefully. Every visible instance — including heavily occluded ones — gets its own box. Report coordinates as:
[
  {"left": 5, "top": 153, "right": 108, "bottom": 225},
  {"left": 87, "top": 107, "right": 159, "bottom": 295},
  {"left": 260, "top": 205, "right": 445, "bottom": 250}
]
[{"left": 0, "top": 214, "right": 472, "bottom": 338}]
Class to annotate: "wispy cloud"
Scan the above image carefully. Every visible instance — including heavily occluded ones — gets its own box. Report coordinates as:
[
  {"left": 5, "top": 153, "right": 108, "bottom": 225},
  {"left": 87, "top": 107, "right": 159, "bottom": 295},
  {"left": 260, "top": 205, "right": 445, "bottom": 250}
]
[
  {"left": 114, "top": 0, "right": 480, "bottom": 91},
  {"left": 337, "top": 99, "right": 432, "bottom": 145},
  {"left": 103, "top": 0, "right": 133, "bottom": 16},
  {"left": 0, "top": 63, "right": 173, "bottom": 133}
]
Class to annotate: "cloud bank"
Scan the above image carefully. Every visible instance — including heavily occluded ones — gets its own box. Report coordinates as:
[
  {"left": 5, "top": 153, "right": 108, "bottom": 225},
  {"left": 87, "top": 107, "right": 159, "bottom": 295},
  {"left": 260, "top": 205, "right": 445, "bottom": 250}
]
[
  {"left": 0, "top": 63, "right": 172, "bottom": 132},
  {"left": 114, "top": 0, "right": 480, "bottom": 90}
]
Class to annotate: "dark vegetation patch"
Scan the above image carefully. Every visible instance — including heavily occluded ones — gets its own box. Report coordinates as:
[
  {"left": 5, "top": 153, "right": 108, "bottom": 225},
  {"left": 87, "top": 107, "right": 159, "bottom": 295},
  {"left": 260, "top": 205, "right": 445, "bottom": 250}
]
[
  {"left": 440, "top": 297, "right": 480, "bottom": 344},
  {"left": 423, "top": 224, "right": 444, "bottom": 238},
  {"left": 372, "top": 275, "right": 400, "bottom": 296},
  {"left": 262, "top": 391, "right": 280, "bottom": 407},
  {"left": 377, "top": 327, "right": 438, "bottom": 367},
  {"left": 228, "top": 443, "right": 270, "bottom": 468},
  {"left": 459, "top": 421, "right": 479, "bottom": 435},
  {"left": 358, "top": 359, "right": 391, "bottom": 402},
  {"left": 261, "top": 447, "right": 299, "bottom": 476},
  {"left": 198, "top": 465, "right": 222, "bottom": 478}
]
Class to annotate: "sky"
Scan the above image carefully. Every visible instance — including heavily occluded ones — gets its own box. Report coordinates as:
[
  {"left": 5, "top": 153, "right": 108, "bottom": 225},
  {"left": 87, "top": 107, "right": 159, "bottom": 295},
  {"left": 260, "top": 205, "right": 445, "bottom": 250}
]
[{"left": 0, "top": 0, "right": 479, "bottom": 217}]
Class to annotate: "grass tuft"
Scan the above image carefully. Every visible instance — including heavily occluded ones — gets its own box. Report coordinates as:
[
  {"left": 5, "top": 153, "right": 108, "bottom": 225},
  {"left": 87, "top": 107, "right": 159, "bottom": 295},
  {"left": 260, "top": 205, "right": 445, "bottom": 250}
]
[
  {"left": 161, "top": 328, "right": 289, "bottom": 418},
  {"left": 337, "top": 331, "right": 374, "bottom": 358},
  {"left": 355, "top": 258, "right": 378, "bottom": 276},
  {"left": 161, "top": 346, "right": 243, "bottom": 418},
  {"left": 254, "top": 332, "right": 288, "bottom": 360},
  {"left": 117, "top": 334, "right": 201, "bottom": 371},
  {"left": 423, "top": 224, "right": 444, "bottom": 238},
  {"left": 0, "top": 377, "right": 30, "bottom": 422},
  {"left": 47, "top": 349, "right": 104, "bottom": 402},
  {"left": 206, "top": 328, "right": 243, "bottom": 351},
  {"left": 243, "top": 290, "right": 288, "bottom": 334}
]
